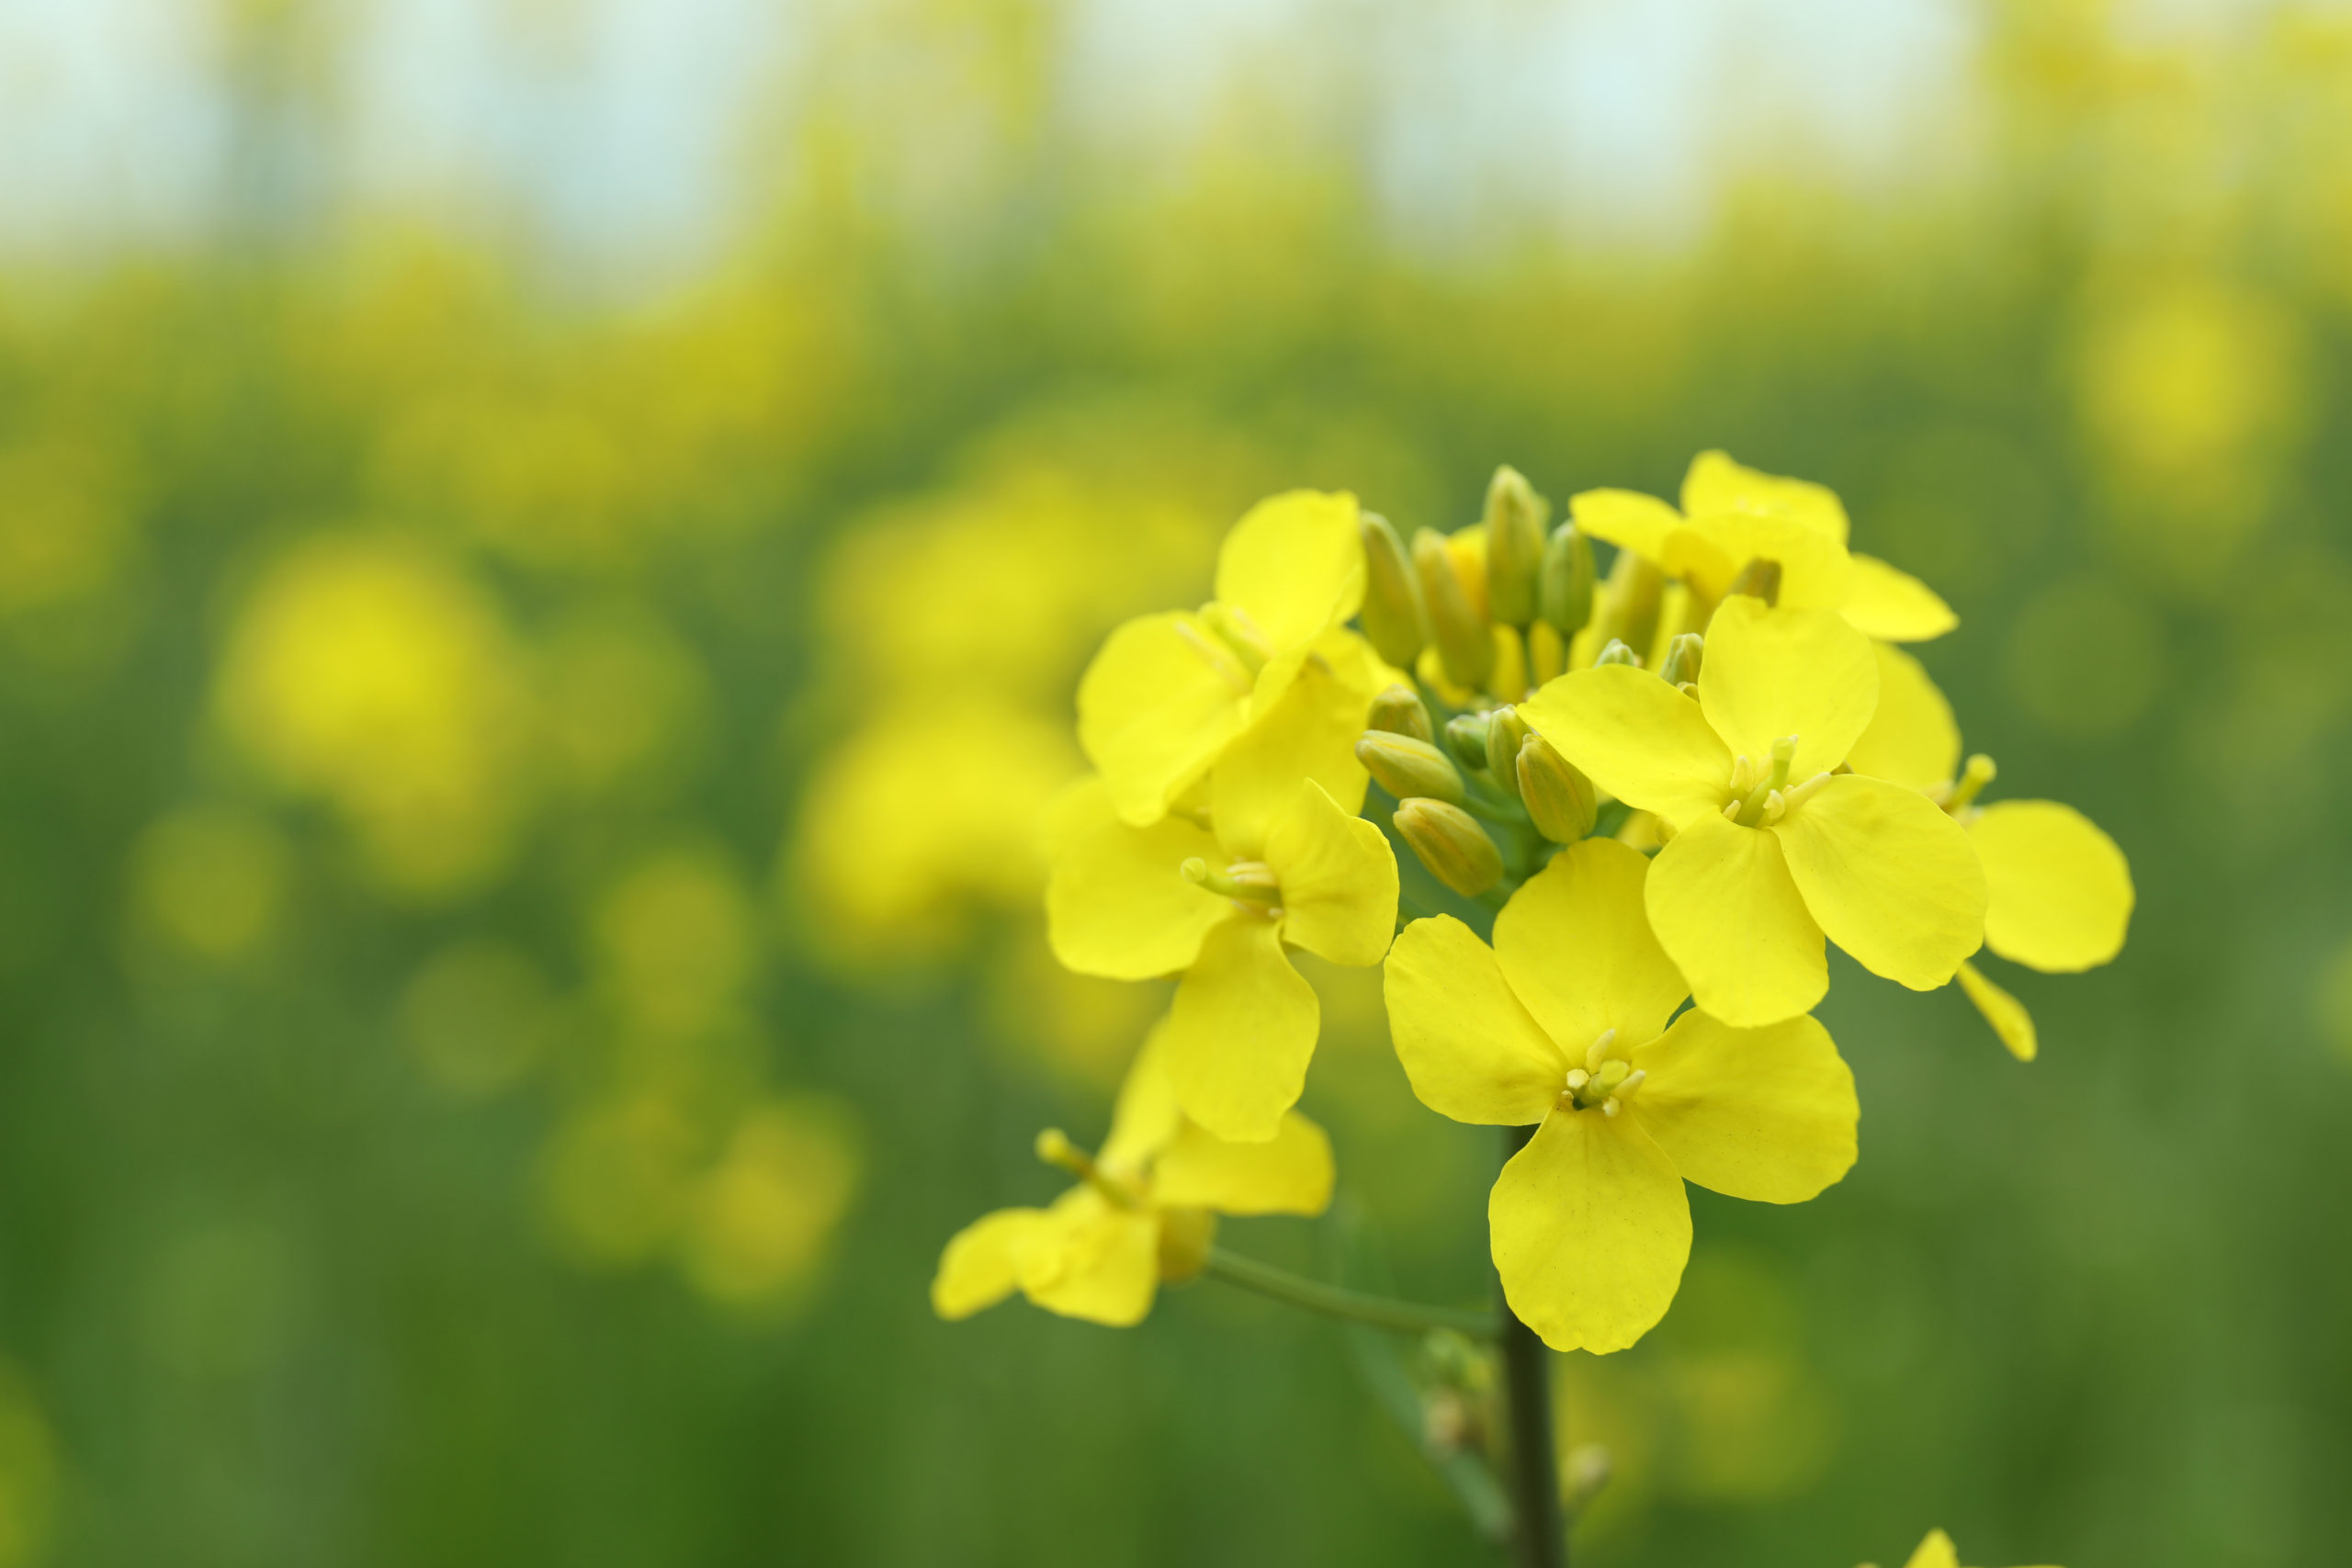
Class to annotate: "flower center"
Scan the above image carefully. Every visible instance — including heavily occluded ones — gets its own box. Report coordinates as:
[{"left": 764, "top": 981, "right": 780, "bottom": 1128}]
[
  {"left": 1723, "top": 734, "right": 1831, "bottom": 828},
  {"left": 1181, "top": 856, "right": 1283, "bottom": 914},
  {"left": 1558, "top": 1029, "right": 1646, "bottom": 1117}
]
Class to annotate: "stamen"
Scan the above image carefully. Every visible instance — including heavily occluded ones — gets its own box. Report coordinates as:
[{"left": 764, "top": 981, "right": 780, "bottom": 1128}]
[
  {"left": 1732, "top": 734, "right": 1800, "bottom": 827},
  {"left": 1584, "top": 1030, "right": 1617, "bottom": 1074},
  {"left": 1781, "top": 771, "right": 1833, "bottom": 813},
  {"left": 1181, "top": 857, "right": 1282, "bottom": 905},
  {"left": 1945, "top": 752, "right": 1997, "bottom": 815},
  {"left": 1564, "top": 1068, "right": 1589, "bottom": 1092},
  {"left": 1600, "top": 1098, "right": 1621, "bottom": 1117},
  {"left": 1174, "top": 617, "right": 1255, "bottom": 695},
  {"left": 1035, "top": 1128, "right": 1140, "bottom": 1207}
]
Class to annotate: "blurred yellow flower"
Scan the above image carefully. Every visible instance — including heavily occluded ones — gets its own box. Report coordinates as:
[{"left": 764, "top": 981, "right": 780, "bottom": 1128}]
[
  {"left": 0, "top": 1367, "right": 55, "bottom": 1568},
  {"left": 933, "top": 1020, "right": 1334, "bottom": 1327},
  {"left": 591, "top": 843, "right": 754, "bottom": 1044},
  {"left": 400, "top": 939, "right": 556, "bottom": 1099},
  {"left": 213, "top": 535, "right": 534, "bottom": 899},
  {"left": 681, "top": 1098, "right": 862, "bottom": 1311},
  {"left": 126, "top": 804, "right": 293, "bottom": 964},
  {"left": 1047, "top": 658, "right": 1396, "bottom": 1140},
  {"left": 1078, "top": 489, "right": 1367, "bottom": 825},
  {"left": 1860, "top": 1527, "right": 2061, "bottom": 1568},
  {"left": 1384, "top": 840, "right": 1857, "bottom": 1353},
  {"left": 1524, "top": 595, "right": 1984, "bottom": 1026}
]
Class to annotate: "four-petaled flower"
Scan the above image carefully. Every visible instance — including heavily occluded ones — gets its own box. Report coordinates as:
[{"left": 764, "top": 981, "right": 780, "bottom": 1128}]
[
  {"left": 1079, "top": 490, "right": 1371, "bottom": 825},
  {"left": 1048, "top": 656, "right": 1398, "bottom": 1140},
  {"left": 932, "top": 1021, "right": 1334, "bottom": 1326},
  {"left": 1384, "top": 838, "right": 1859, "bottom": 1352},
  {"left": 1523, "top": 594, "right": 1987, "bottom": 1026}
]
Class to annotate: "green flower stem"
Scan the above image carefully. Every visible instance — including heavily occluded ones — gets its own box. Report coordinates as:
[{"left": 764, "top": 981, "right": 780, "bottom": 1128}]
[
  {"left": 1498, "top": 1124, "right": 1567, "bottom": 1568},
  {"left": 1203, "top": 1248, "right": 1496, "bottom": 1339}
]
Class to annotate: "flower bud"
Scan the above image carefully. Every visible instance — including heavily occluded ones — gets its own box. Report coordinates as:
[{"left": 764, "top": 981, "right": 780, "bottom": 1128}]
[
  {"left": 1156, "top": 1206, "right": 1217, "bottom": 1283},
  {"left": 1657, "top": 631, "right": 1703, "bottom": 688},
  {"left": 1394, "top": 798, "right": 1504, "bottom": 898},
  {"left": 1356, "top": 732, "right": 1465, "bottom": 806},
  {"left": 1592, "top": 638, "right": 1641, "bottom": 669},
  {"left": 1596, "top": 549, "right": 1663, "bottom": 656},
  {"left": 1485, "top": 705, "right": 1532, "bottom": 801},
  {"left": 1518, "top": 734, "right": 1597, "bottom": 843},
  {"left": 1442, "top": 712, "right": 1491, "bottom": 771},
  {"left": 1490, "top": 624, "right": 1528, "bottom": 704},
  {"left": 1356, "top": 512, "right": 1429, "bottom": 668},
  {"left": 1413, "top": 528, "right": 1494, "bottom": 692},
  {"left": 1482, "top": 466, "right": 1549, "bottom": 627},
  {"left": 1527, "top": 618, "right": 1566, "bottom": 686},
  {"left": 1538, "top": 523, "right": 1595, "bottom": 636},
  {"left": 1367, "top": 682, "right": 1434, "bottom": 743}
]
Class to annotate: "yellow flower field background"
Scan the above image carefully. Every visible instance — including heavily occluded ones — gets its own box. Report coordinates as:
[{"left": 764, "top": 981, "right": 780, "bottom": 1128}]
[{"left": 0, "top": 2, "right": 2346, "bottom": 1564}]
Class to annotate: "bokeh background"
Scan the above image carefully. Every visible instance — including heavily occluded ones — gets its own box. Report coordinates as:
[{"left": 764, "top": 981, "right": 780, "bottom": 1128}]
[{"left": 1, "top": 0, "right": 2348, "bottom": 1563}]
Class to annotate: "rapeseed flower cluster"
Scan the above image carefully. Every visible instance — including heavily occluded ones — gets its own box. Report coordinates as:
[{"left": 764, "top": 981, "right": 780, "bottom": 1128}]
[{"left": 940, "top": 452, "right": 2131, "bottom": 1367}]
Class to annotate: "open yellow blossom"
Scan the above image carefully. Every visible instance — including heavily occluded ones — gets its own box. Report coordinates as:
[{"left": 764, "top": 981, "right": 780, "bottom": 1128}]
[
  {"left": 1048, "top": 657, "right": 1399, "bottom": 1139},
  {"left": 1860, "top": 1527, "right": 2062, "bottom": 1568},
  {"left": 1383, "top": 840, "right": 1857, "bottom": 1353},
  {"left": 1571, "top": 450, "right": 1956, "bottom": 645},
  {"left": 1078, "top": 490, "right": 1368, "bottom": 824},
  {"left": 1849, "top": 645, "right": 2135, "bottom": 1059},
  {"left": 1523, "top": 596, "right": 1986, "bottom": 1026},
  {"left": 932, "top": 1022, "right": 1334, "bottom": 1326}
]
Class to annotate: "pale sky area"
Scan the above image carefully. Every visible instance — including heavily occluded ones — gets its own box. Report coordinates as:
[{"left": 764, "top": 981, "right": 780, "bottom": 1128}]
[{"left": 0, "top": 0, "right": 2306, "bottom": 284}]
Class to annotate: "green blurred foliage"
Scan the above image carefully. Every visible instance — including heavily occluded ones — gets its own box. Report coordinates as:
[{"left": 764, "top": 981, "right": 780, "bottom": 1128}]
[{"left": 2, "top": 1, "right": 2351, "bottom": 1564}]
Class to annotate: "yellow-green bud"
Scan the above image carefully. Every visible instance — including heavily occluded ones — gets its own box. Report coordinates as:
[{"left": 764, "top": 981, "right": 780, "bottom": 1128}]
[
  {"left": 1518, "top": 734, "right": 1597, "bottom": 843},
  {"left": 1356, "top": 733, "right": 1464, "bottom": 806},
  {"left": 1357, "top": 512, "right": 1429, "bottom": 668},
  {"left": 1593, "top": 638, "right": 1641, "bottom": 669},
  {"left": 1596, "top": 549, "right": 1663, "bottom": 657},
  {"left": 1538, "top": 523, "right": 1595, "bottom": 636},
  {"left": 1657, "top": 632, "right": 1703, "bottom": 688},
  {"left": 1725, "top": 556, "right": 1782, "bottom": 607},
  {"left": 1412, "top": 528, "right": 1494, "bottom": 691},
  {"left": 1442, "top": 712, "right": 1491, "bottom": 771},
  {"left": 1157, "top": 1207, "right": 1217, "bottom": 1282},
  {"left": 1483, "top": 466, "right": 1549, "bottom": 627},
  {"left": 1485, "top": 705, "right": 1532, "bottom": 801},
  {"left": 1367, "top": 682, "right": 1435, "bottom": 743},
  {"left": 1394, "top": 798, "right": 1504, "bottom": 898}
]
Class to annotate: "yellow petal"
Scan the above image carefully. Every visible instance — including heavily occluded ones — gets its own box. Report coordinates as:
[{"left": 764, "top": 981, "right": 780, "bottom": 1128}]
[
  {"left": 1214, "top": 490, "right": 1366, "bottom": 653},
  {"left": 932, "top": 1206, "right": 1050, "bottom": 1320},
  {"left": 1568, "top": 487, "right": 1682, "bottom": 562},
  {"left": 1076, "top": 611, "right": 1250, "bottom": 825},
  {"left": 1383, "top": 915, "right": 1567, "bottom": 1124},
  {"left": 1956, "top": 960, "right": 2038, "bottom": 1062},
  {"left": 1774, "top": 774, "right": 1986, "bottom": 991},
  {"left": 1646, "top": 811, "right": 1826, "bottom": 1028},
  {"left": 1163, "top": 914, "right": 1319, "bottom": 1141},
  {"left": 1843, "top": 553, "right": 1958, "bottom": 642},
  {"left": 1153, "top": 1112, "right": 1334, "bottom": 1215},
  {"left": 1670, "top": 512, "right": 1852, "bottom": 610},
  {"left": 1045, "top": 777, "right": 1226, "bottom": 980},
  {"left": 1016, "top": 1188, "right": 1161, "bottom": 1326},
  {"left": 1211, "top": 655, "right": 1375, "bottom": 858},
  {"left": 1969, "top": 800, "right": 2133, "bottom": 973},
  {"left": 1847, "top": 642, "right": 1961, "bottom": 792},
  {"left": 1490, "top": 1108, "right": 1690, "bottom": 1354},
  {"left": 1521, "top": 667, "right": 1731, "bottom": 830},
  {"left": 1264, "top": 780, "right": 1398, "bottom": 967},
  {"left": 1697, "top": 595, "right": 1879, "bottom": 783},
  {"left": 1494, "top": 839, "right": 1687, "bottom": 1053},
  {"left": 1898, "top": 1529, "right": 1960, "bottom": 1568},
  {"left": 1629, "top": 1010, "right": 1857, "bottom": 1203},
  {"left": 1679, "top": 449, "right": 1849, "bottom": 546},
  {"left": 1099, "top": 1016, "right": 1185, "bottom": 1174}
]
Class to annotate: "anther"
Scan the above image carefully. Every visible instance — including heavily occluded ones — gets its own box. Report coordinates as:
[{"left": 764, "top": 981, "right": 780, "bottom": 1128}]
[
  {"left": 1584, "top": 1030, "right": 1617, "bottom": 1073},
  {"left": 1564, "top": 1067, "right": 1590, "bottom": 1093},
  {"left": 1945, "top": 752, "right": 1997, "bottom": 814}
]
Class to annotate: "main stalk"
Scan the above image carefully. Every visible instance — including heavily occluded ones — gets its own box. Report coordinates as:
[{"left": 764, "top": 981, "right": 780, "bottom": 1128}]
[{"left": 1497, "top": 1124, "right": 1566, "bottom": 1568}]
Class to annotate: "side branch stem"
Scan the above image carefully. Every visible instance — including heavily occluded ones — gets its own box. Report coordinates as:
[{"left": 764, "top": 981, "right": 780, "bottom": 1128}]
[
  {"left": 1498, "top": 1124, "right": 1567, "bottom": 1568},
  {"left": 1203, "top": 1248, "right": 1495, "bottom": 1339}
]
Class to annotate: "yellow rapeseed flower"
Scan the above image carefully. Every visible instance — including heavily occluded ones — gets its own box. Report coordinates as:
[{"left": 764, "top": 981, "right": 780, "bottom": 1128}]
[
  {"left": 1522, "top": 596, "right": 1986, "bottom": 1027},
  {"left": 1048, "top": 658, "right": 1399, "bottom": 1139},
  {"left": 1859, "top": 1527, "right": 2062, "bottom": 1568},
  {"left": 1384, "top": 840, "right": 1857, "bottom": 1353},
  {"left": 932, "top": 1022, "right": 1335, "bottom": 1327},
  {"left": 1572, "top": 450, "right": 1956, "bottom": 646},
  {"left": 1849, "top": 646, "right": 2135, "bottom": 1060},
  {"left": 1078, "top": 490, "right": 1369, "bottom": 825}
]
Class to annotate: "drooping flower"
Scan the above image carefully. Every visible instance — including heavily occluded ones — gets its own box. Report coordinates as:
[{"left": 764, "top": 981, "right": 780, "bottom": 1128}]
[
  {"left": 1570, "top": 450, "right": 1957, "bottom": 651},
  {"left": 932, "top": 1022, "right": 1334, "bottom": 1326},
  {"left": 1383, "top": 839, "right": 1858, "bottom": 1352},
  {"left": 1048, "top": 656, "right": 1398, "bottom": 1139},
  {"left": 1522, "top": 595, "right": 1986, "bottom": 1026},
  {"left": 1848, "top": 644, "right": 2134, "bottom": 1059},
  {"left": 1078, "top": 490, "right": 1369, "bottom": 825},
  {"left": 1858, "top": 1527, "right": 2062, "bottom": 1568}
]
